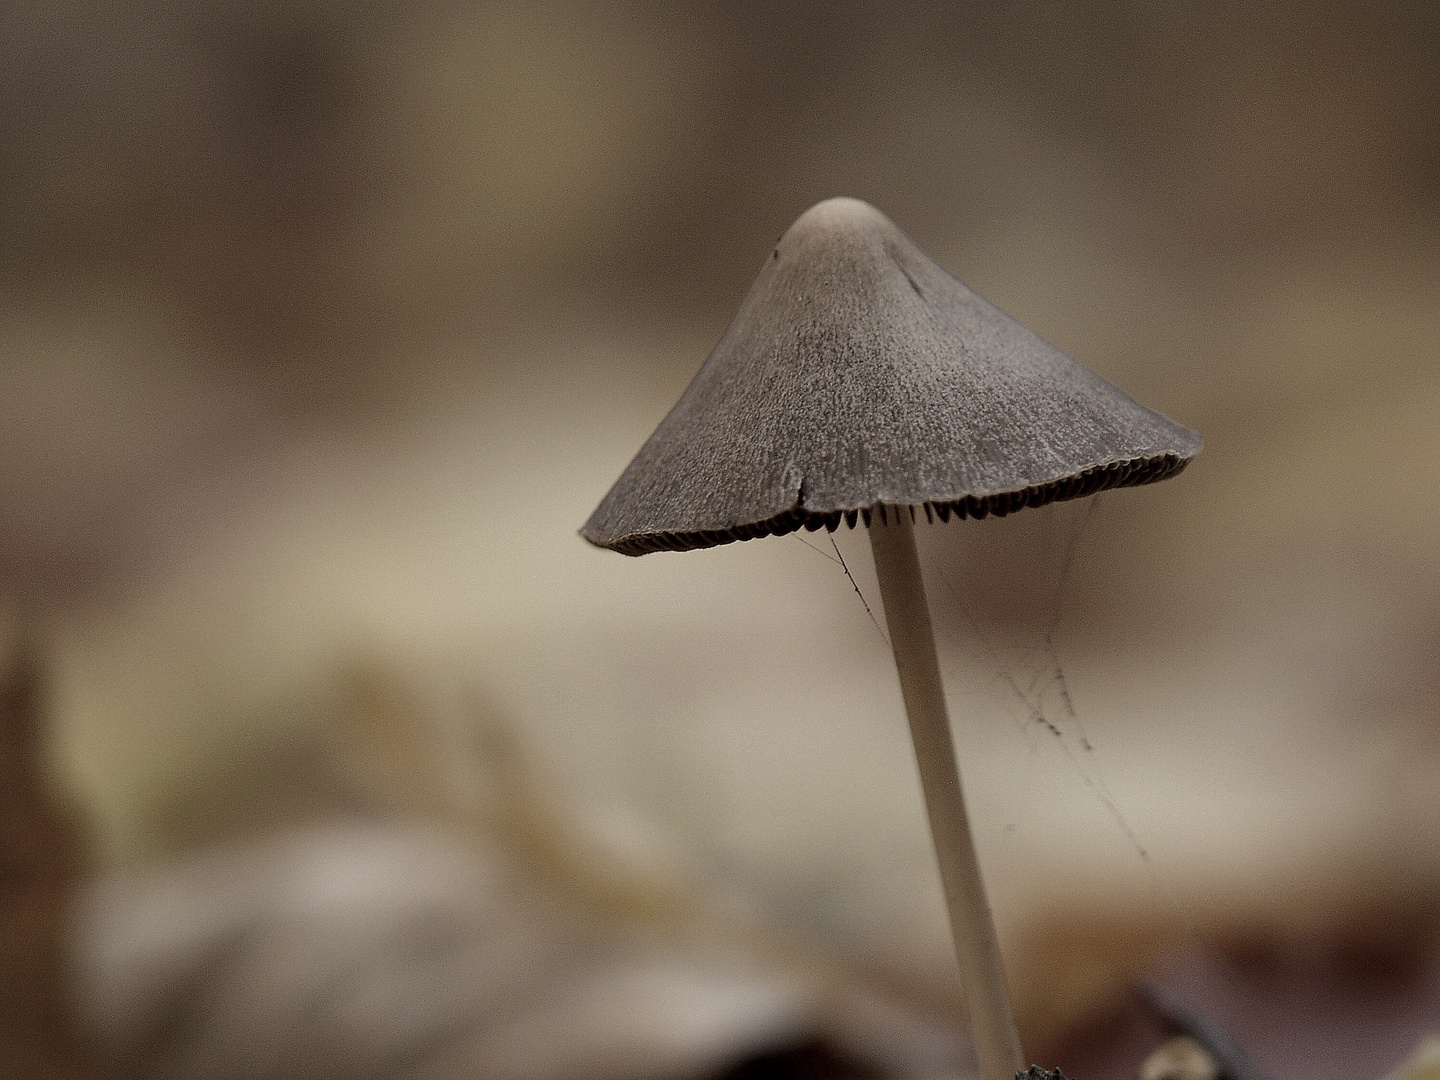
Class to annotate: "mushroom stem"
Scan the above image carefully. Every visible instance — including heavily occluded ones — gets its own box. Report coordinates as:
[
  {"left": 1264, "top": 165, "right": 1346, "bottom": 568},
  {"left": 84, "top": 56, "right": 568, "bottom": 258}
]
[{"left": 868, "top": 507, "right": 1025, "bottom": 1080}]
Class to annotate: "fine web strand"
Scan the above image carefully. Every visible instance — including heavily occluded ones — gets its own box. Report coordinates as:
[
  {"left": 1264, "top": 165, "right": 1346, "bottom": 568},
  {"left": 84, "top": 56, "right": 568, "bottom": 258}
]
[
  {"left": 1044, "top": 496, "right": 1101, "bottom": 752},
  {"left": 937, "top": 499, "right": 1151, "bottom": 867},
  {"left": 1031, "top": 498, "right": 1146, "bottom": 861},
  {"left": 790, "top": 532, "right": 890, "bottom": 648},
  {"left": 792, "top": 531, "right": 842, "bottom": 565}
]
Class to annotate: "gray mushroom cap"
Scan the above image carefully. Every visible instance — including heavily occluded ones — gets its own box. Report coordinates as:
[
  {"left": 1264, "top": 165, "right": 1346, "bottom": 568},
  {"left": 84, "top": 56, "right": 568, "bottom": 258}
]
[{"left": 583, "top": 197, "right": 1201, "bottom": 556}]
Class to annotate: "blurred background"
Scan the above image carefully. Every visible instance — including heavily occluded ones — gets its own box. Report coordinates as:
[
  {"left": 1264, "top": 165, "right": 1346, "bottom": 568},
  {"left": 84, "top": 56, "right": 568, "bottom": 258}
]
[{"left": 1, "top": 2, "right": 1439, "bottom": 1078}]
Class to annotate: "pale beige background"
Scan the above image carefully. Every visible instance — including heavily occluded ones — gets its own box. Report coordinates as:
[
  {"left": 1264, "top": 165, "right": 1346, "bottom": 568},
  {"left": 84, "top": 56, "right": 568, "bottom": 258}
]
[{"left": 1, "top": 2, "right": 1437, "bottom": 1076}]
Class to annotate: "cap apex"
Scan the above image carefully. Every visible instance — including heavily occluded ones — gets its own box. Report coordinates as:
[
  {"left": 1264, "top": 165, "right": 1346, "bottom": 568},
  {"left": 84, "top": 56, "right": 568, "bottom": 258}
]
[{"left": 785, "top": 196, "right": 888, "bottom": 236}]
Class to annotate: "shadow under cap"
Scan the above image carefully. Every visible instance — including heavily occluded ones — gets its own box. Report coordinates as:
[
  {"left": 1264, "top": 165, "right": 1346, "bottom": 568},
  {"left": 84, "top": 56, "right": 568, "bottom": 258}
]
[{"left": 583, "top": 197, "right": 1201, "bottom": 556}]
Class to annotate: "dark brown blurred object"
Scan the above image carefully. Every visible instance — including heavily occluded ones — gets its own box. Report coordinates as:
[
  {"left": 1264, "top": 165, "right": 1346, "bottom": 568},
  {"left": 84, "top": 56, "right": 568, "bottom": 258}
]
[
  {"left": 0, "top": 624, "right": 91, "bottom": 1079},
  {"left": 1038, "top": 923, "right": 1440, "bottom": 1080},
  {"left": 708, "top": 1038, "right": 885, "bottom": 1080}
]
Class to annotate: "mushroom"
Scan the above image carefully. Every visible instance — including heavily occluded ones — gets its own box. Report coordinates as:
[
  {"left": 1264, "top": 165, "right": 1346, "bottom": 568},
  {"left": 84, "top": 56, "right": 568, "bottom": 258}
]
[{"left": 581, "top": 197, "right": 1201, "bottom": 1080}]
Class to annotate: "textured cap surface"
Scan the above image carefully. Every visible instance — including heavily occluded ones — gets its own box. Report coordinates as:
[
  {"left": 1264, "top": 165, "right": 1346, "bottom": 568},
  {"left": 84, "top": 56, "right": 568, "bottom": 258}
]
[{"left": 583, "top": 198, "right": 1201, "bottom": 555}]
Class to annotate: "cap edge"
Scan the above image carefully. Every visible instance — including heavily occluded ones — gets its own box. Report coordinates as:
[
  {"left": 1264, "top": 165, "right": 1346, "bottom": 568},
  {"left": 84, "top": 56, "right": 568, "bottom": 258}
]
[{"left": 585, "top": 451, "right": 1194, "bottom": 556}]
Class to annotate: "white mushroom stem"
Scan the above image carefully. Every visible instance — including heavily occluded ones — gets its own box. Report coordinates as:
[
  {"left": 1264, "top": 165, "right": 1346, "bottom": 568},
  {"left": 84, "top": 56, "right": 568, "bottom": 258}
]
[{"left": 868, "top": 507, "right": 1025, "bottom": 1080}]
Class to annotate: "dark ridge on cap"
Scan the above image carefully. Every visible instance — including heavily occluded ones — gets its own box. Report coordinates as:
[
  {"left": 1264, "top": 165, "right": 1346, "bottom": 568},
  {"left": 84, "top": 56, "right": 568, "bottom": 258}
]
[
  {"left": 601, "top": 452, "right": 1191, "bottom": 556},
  {"left": 582, "top": 197, "right": 1201, "bottom": 556}
]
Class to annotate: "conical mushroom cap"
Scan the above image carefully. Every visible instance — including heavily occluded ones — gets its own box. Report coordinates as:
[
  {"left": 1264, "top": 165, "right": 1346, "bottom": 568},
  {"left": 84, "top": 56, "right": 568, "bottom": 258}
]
[{"left": 583, "top": 197, "right": 1201, "bottom": 556}]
